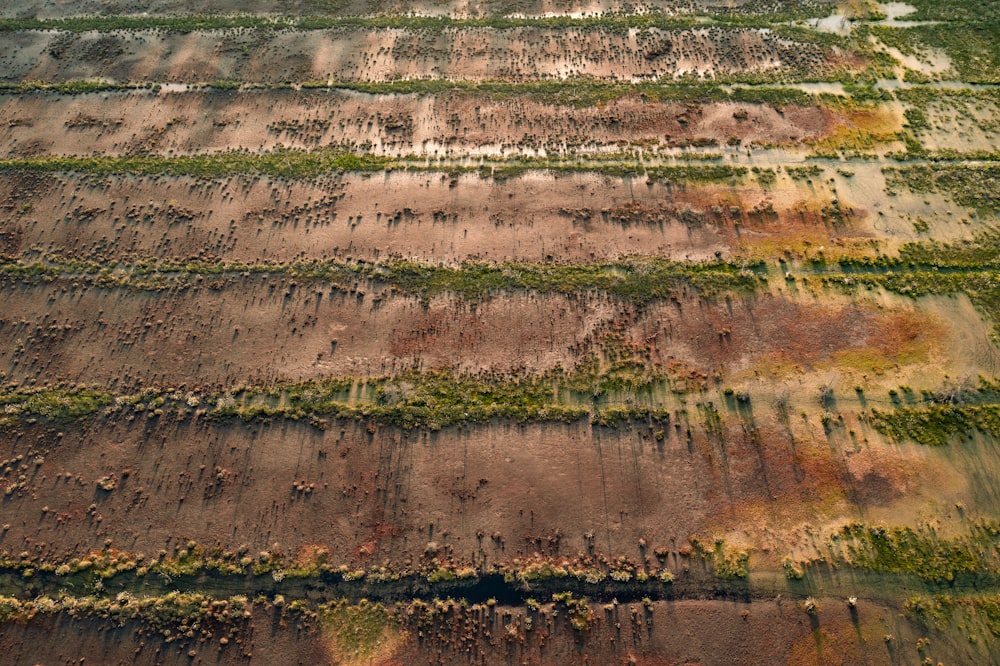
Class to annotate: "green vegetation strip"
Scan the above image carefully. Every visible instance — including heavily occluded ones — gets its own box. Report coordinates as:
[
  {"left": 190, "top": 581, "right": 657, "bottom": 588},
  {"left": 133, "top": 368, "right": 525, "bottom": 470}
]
[
  {"left": 883, "top": 164, "right": 1000, "bottom": 212},
  {"left": 0, "top": 8, "right": 841, "bottom": 35},
  {"left": 906, "top": 593, "right": 1000, "bottom": 639},
  {"left": 0, "top": 149, "right": 391, "bottom": 179},
  {"left": 301, "top": 80, "right": 821, "bottom": 108},
  {"left": 0, "top": 80, "right": 156, "bottom": 94},
  {"left": 0, "top": 254, "right": 764, "bottom": 300},
  {"left": 0, "top": 150, "right": 753, "bottom": 181},
  {"left": 0, "top": 542, "right": 674, "bottom": 591},
  {"left": 0, "top": 591, "right": 253, "bottom": 636},
  {"left": 0, "top": 359, "right": 685, "bottom": 430},
  {"left": 868, "top": 404, "right": 1000, "bottom": 447},
  {"left": 829, "top": 522, "right": 1000, "bottom": 584},
  {"left": 0, "top": 78, "right": 822, "bottom": 107},
  {"left": 0, "top": 77, "right": 864, "bottom": 109},
  {"left": 0, "top": 78, "right": 840, "bottom": 110}
]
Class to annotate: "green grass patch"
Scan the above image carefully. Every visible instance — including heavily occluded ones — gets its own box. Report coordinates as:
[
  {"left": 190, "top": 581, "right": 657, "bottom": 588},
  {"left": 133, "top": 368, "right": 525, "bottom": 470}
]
[
  {"left": 868, "top": 404, "right": 1000, "bottom": 447},
  {"left": 0, "top": 254, "right": 765, "bottom": 302},
  {"left": 0, "top": 150, "right": 755, "bottom": 182},
  {"left": 320, "top": 600, "right": 398, "bottom": 663},
  {"left": 883, "top": 164, "right": 1000, "bottom": 213},
  {"left": 1, "top": 352, "right": 688, "bottom": 430},
  {"left": 0, "top": 385, "right": 113, "bottom": 422},
  {"left": 836, "top": 521, "right": 1000, "bottom": 583},
  {"left": 870, "top": 23, "right": 1000, "bottom": 83},
  {"left": 0, "top": 148, "right": 391, "bottom": 179},
  {"left": 906, "top": 593, "right": 1000, "bottom": 638},
  {"left": 0, "top": 80, "right": 155, "bottom": 94}
]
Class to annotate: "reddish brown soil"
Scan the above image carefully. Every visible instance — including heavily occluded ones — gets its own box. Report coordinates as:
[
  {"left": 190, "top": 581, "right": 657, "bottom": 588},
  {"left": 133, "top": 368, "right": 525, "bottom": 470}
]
[
  {"left": 0, "top": 408, "right": 953, "bottom": 567},
  {"left": 0, "top": 605, "right": 326, "bottom": 665},
  {"left": 0, "top": 596, "right": 953, "bottom": 666},
  {"left": 0, "top": 283, "right": 941, "bottom": 389}
]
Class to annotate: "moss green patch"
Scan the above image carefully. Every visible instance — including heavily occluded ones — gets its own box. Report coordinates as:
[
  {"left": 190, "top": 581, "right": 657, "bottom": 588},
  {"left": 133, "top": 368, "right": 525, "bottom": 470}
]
[
  {"left": 907, "top": 593, "right": 1000, "bottom": 640},
  {"left": 0, "top": 360, "right": 679, "bottom": 430},
  {"left": 0, "top": 254, "right": 765, "bottom": 303},
  {"left": 868, "top": 403, "right": 1000, "bottom": 447},
  {"left": 883, "top": 164, "right": 1000, "bottom": 213},
  {"left": 0, "top": 148, "right": 391, "bottom": 180},
  {"left": 833, "top": 522, "right": 1000, "bottom": 584},
  {"left": 0, "top": 385, "right": 113, "bottom": 422},
  {"left": 320, "top": 600, "right": 399, "bottom": 664},
  {"left": 0, "top": 80, "right": 155, "bottom": 94}
]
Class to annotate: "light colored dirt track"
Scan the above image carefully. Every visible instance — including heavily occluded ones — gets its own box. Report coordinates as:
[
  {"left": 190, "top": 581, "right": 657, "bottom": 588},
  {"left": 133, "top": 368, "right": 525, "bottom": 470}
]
[
  {"left": 0, "top": 89, "right": 837, "bottom": 157},
  {"left": 1, "top": 170, "right": 877, "bottom": 264},
  {"left": 1, "top": 27, "right": 840, "bottom": 85}
]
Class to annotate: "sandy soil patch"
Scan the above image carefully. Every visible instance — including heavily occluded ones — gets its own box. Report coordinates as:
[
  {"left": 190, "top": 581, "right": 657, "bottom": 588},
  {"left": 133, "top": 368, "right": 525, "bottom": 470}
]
[
  {"left": 0, "top": 170, "right": 868, "bottom": 265},
  {"left": 0, "top": 89, "right": 839, "bottom": 157}
]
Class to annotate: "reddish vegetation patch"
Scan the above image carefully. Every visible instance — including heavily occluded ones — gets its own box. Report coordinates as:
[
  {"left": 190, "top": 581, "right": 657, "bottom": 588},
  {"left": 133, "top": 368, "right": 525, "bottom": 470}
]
[{"left": 631, "top": 297, "right": 936, "bottom": 377}]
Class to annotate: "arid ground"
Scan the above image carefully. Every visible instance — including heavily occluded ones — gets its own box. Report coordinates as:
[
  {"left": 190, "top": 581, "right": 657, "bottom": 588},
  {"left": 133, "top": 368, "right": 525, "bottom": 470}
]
[{"left": 1, "top": 0, "right": 999, "bottom": 664}]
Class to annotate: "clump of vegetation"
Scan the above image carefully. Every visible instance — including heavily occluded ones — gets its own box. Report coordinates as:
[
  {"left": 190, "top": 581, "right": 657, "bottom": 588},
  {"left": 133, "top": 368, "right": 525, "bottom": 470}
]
[
  {"left": 552, "top": 592, "right": 594, "bottom": 631},
  {"left": 868, "top": 404, "right": 1000, "bottom": 447},
  {"left": 906, "top": 593, "right": 1000, "bottom": 639},
  {"left": 0, "top": 254, "right": 765, "bottom": 303},
  {"left": 320, "top": 600, "right": 398, "bottom": 663},
  {"left": 834, "top": 522, "right": 1000, "bottom": 583},
  {"left": 690, "top": 538, "right": 750, "bottom": 579},
  {"left": 0, "top": 385, "right": 112, "bottom": 422},
  {"left": 783, "top": 559, "right": 805, "bottom": 580},
  {"left": 883, "top": 164, "right": 1000, "bottom": 213}
]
